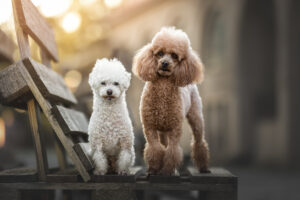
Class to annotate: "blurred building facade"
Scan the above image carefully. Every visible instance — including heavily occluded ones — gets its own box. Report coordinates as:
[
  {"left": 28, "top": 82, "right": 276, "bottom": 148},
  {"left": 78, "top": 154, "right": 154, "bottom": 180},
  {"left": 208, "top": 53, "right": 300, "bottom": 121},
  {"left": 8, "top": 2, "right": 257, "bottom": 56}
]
[{"left": 1, "top": 0, "right": 299, "bottom": 168}]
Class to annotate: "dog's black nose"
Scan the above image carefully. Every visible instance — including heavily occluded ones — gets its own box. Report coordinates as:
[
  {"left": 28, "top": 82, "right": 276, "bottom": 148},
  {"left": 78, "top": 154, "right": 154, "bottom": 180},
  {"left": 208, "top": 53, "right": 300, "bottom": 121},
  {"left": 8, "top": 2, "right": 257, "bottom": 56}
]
[
  {"left": 162, "top": 61, "right": 169, "bottom": 69},
  {"left": 107, "top": 89, "right": 113, "bottom": 95}
]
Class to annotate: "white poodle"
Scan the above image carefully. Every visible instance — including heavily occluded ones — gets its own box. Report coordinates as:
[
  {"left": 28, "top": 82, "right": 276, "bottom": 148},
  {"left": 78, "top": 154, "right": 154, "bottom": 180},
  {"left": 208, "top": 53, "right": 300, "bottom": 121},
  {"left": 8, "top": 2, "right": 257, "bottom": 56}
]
[{"left": 88, "top": 58, "right": 135, "bottom": 175}]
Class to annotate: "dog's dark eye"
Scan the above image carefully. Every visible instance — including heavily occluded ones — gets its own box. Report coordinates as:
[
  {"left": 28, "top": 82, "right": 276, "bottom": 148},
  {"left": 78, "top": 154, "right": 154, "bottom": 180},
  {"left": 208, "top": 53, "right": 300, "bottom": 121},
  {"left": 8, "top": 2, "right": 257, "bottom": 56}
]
[
  {"left": 171, "top": 53, "right": 178, "bottom": 60},
  {"left": 113, "top": 82, "right": 119, "bottom": 86},
  {"left": 157, "top": 51, "right": 164, "bottom": 57},
  {"left": 101, "top": 82, "right": 106, "bottom": 85}
]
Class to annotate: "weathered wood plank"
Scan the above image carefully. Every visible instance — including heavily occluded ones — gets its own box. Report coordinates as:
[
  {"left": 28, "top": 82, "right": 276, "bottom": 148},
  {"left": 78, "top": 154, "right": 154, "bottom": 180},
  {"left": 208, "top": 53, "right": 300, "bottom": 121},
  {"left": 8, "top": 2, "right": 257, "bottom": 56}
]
[
  {"left": 12, "top": 0, "right": 30, "bottom": 59},
  {"left": 198, "top": 191, "right": 238, "bottom": 200},
  {"left": 0, "top": 58, "right": 78, "bottom": 107},
  {"left": 46, "top": 168, "right": 79, "bottom": 183},
  {"left": 91, "top": 167, "right": 143, "bottom": 183},
  {"left": 18, "top": 61, "right": 91, "bottom": 182},
  {"left": 148, "top": 169, "right": 181, "bottom": 183},
  {"left": 73, "top": 143, "right": 94, "bottom": 172},
  {"left": 0, "top": 62, "right": 31, "bottom": 108},
  {"left": 27, "top": 99, "right": 49, "bottom": 181},
  {"left": 40, "top": 48, "right": 51, "bottom": 68},
  {"left": 0, "top": 168, "right": 38, "bottom": 182},
  {"left": 13, "top": 0, "right": 58, "bottom": 61},
  {"left": 52, "top": 105, "right": 88, "bottom": 136},
  {"left": 188, "top": 167, "right": 237, "bottom": 184},
  {"left": 0, "top": 29, "right": 16, "bottom": 62},
  {"left": 23, "top": 58, "right": 77, "bottom": 105},
  {"left": 0, "top": 181, "right": 236, "bottom": 191}
]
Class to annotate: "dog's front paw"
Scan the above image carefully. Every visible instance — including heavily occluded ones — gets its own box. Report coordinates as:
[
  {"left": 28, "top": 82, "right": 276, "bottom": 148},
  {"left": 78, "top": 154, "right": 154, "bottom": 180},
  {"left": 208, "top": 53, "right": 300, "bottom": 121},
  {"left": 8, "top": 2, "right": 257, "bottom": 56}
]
[
  {"left": 93, "top": 169, "right": 107, "bottom": 175},
  {"left": 199, "top": 168, "right": 211, "bottom": 173},
  {"left": 159, "top": 168, "right": 175, "bottom": 176},
  {"left": 147, "top": 167, "right": 160, "bottom": 175}
]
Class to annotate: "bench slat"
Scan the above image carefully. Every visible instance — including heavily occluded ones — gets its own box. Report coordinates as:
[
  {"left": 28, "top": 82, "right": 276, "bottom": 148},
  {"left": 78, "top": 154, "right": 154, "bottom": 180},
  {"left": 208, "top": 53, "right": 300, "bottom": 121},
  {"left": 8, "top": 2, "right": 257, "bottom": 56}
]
[
  {"left": 0, "top": 168, "right": 38, "bottom": 182},
  {"left": 23, "top": 58, "right": 77, "bottom": 105},
  {"left": 52, "top": 105, "right": 88, "bottom": 136},
  {"left": 148, "top": 169, "right": 181, "bottom": 183},
  {"left": 46, "top": 168, "right": 79, "bottom": 182},
  {"left": 73, "top": 143, "right": 94, "bottom": 172},
  {"left": 0, "top": 59, "right": 77, "bottom": 108},
  {"left": 188, "top": 167, "right": 237, "bottom": 184},
  {"left": 0, "top": 62, "right": 31, "bottom": 108},
  {"left": 14, "top": 0, "right": 58, "bottom": 61},
  {"left": 91, "top": 167, "right": 143, "bottom": 183}
]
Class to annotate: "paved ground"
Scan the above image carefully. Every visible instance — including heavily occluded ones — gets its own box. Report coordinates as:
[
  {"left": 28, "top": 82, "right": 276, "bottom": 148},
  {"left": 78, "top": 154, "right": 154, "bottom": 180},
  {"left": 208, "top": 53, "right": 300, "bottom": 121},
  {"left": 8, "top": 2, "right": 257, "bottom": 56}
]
[{"left": 229, "top": 166, "right": 300, "bottom": 200}]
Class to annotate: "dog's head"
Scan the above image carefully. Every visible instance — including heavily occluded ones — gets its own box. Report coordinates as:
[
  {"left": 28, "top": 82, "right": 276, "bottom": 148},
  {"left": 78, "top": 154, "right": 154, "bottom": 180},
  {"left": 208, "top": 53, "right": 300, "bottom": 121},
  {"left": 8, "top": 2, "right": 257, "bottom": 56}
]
[
  {"left": 89, "top": 58, "right": 131, "bottom": 101},
  {"left": 132, "top": 27, "right": 204, "bottom": 86}
]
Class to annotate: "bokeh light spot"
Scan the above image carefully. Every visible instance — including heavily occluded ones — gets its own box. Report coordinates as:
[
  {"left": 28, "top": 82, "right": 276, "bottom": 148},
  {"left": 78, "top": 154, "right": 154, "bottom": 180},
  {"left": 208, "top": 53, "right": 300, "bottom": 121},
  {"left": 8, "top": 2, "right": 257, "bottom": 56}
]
[
  {"left": 60, "top": 12, "right": 82, "bottom": 33},
  {"left": 64, "top": 70, "right": 82, "bottom": 89},
  {"left": 0, "top": 118, "right": 5, "bottom": 147},
  {"left": 104, "top": 0, "right": 123, "bottom": 8},
  {"left": 0, "top": 0, "right": 12, "bottom": 25},
  {"left": 39, "top": 0, "right": 72, "bottom": 17}
]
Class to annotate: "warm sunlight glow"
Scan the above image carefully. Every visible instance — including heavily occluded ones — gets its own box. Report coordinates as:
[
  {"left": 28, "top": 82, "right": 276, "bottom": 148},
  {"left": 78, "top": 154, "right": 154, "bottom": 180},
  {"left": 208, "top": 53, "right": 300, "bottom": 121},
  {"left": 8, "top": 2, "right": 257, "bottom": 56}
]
[
  {"left": 0, "top": 0, "right": 12, "bottom": 25},
  {"left": 61, "top": 12, "right": 82, "bottom": 33},
  {"left": 31, "top": 0, "right": 42, "bottom": 7},
  {"left": 2, "top": 110, "right": 14, "bottom": 127},
  {"left": 0, "top": 118, "right": 5, "bottom": 148},
  {"left": 39, "top": 0, "right": 72, "bottom": 17},
  {"left": 79, "top": 0, "right": 97, "bottom": 6},
  {"left": 64, "top": 70, "right": 82, "bottom": 89},
  {"left": 104, "top": 0, "right": 123, "bottom": 8}
]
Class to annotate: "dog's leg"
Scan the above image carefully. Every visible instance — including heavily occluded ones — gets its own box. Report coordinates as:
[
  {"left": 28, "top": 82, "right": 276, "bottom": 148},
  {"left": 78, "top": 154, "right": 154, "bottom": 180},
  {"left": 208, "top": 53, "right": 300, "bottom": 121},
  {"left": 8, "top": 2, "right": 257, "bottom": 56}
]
[
  {"left": 117, "top": 136, "right": 135, "bottom": 175},
  {"left": 159, "top": 131, "right": 168, "bottom": 147},
  {"left": 160, "top": 127, "right": 183, "bottom": 175},
  {"left": 187, "top": 91, "right": 209, "bottom": 172},
  {"left": 117, "top": 150, "right": 132, "bottom": 175},
  {"left": 143, "top": 128, "right": 165, "bottom": 174},
  {"left": 92, "top": 146, "right": 108, "bottom": 175}
]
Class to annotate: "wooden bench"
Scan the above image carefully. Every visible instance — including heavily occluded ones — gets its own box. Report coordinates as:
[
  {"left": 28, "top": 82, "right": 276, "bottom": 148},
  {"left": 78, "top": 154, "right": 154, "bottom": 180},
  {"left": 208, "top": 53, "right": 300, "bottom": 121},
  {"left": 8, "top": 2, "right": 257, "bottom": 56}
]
[
  {"left": 0, "top": 166, "right": 237, "bottom": 200},
  {"left": 0, "top": 0, "right": 92, "bottom": 182},
  {"left": 0, "top": 1, "right": 238, "bottom": 199}
]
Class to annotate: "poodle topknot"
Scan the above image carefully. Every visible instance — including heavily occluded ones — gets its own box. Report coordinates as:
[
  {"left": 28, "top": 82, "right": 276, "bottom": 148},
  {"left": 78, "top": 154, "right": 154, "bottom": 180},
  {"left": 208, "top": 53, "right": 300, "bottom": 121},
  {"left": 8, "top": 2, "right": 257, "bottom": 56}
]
[
  {"left": 132, "top": 27, "right": 209, "bottom": 175},
  {"left": 88, "top": 58, "right": 135, "bottom": 175}
]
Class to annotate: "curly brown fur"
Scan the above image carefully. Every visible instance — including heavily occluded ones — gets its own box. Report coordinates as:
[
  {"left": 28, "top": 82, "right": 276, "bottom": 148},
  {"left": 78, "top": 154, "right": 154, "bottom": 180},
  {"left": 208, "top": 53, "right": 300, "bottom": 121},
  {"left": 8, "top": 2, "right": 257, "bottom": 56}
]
[{"left": 133, "top": 27, "right": 209, "bottom": 175}]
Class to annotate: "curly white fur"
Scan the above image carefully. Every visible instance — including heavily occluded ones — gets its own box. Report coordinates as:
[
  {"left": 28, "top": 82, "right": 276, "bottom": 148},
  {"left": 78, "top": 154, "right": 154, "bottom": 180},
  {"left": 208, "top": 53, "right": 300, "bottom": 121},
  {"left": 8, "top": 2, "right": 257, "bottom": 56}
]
[{"left": 88, "top": 58, "right": 135, "bottom": 175}]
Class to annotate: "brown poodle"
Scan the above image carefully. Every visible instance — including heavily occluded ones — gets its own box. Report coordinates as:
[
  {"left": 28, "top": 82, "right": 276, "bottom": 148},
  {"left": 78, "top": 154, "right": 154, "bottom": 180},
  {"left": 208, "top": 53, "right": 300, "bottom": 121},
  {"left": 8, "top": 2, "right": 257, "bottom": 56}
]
[{"left": 132, "top": 27, "right": 209, "bottom": 175}]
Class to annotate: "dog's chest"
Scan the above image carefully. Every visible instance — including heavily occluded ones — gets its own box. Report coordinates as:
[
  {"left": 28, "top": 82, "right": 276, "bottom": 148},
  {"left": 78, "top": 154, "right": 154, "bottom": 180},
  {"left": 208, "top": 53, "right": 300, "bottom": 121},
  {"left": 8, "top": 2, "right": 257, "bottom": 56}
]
[
  {"left": 142, "top": 83, "right": 183, "bottom": 130},
  {"left": 90, "top": 111, "right": 127, "bottom": 155}
]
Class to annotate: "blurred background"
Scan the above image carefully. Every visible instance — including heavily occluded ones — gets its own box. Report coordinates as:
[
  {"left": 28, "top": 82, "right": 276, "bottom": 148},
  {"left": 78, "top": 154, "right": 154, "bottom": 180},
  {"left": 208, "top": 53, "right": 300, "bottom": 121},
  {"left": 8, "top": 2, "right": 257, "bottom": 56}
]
[{"left": 0, "top": 0, "right": 300, "bottom": 199}]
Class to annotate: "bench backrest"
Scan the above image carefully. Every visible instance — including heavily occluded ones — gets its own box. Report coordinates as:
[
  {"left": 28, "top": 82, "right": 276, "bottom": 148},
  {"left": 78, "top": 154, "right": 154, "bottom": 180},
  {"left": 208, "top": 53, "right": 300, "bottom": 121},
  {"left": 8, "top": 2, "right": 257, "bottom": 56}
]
[{"left": 12, "top": 0, "right": 58, "bottom": 67}]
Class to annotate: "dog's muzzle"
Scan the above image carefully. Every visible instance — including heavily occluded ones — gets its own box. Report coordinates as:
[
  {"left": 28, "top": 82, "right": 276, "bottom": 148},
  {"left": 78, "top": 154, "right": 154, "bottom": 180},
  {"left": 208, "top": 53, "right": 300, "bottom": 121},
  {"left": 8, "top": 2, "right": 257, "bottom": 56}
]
[{"left": 161, "top": 61, "right": 169, "bottom": 71}]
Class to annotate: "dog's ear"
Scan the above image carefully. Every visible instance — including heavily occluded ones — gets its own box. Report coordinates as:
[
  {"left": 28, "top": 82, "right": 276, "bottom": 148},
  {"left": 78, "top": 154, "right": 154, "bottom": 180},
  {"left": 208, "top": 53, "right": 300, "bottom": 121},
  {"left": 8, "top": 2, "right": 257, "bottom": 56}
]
[
  {"left": 132, "top": 44, "right": 157, "bottom": 81},
  {"left": 88, "top": 65, "right": 97, "bottom": 89},
  {"left": 123, "top": 72, "right": 132, "bottom": 90},
  {"left": 173, "top": 49, "right": 204, "bottom": 86}
]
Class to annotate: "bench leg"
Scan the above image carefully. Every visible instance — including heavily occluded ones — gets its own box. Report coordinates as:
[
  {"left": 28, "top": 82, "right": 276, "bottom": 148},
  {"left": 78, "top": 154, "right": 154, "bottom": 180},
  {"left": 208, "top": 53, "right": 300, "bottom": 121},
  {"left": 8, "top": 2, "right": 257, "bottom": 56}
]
[
  {"left": 20, "top": 190, "right": 54, "bottom": 200},
  {"left": 92, "top": 190, "right": 136, "bottom": 200},
  {"left": 198, "top": 191, "right": 237, "bottom": 200},
  {"left": 0, "top": 188, "right": 20, "bottom": 200},
  {"left": 27, "top": 100, "right": 49, "bottom": 181}
]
